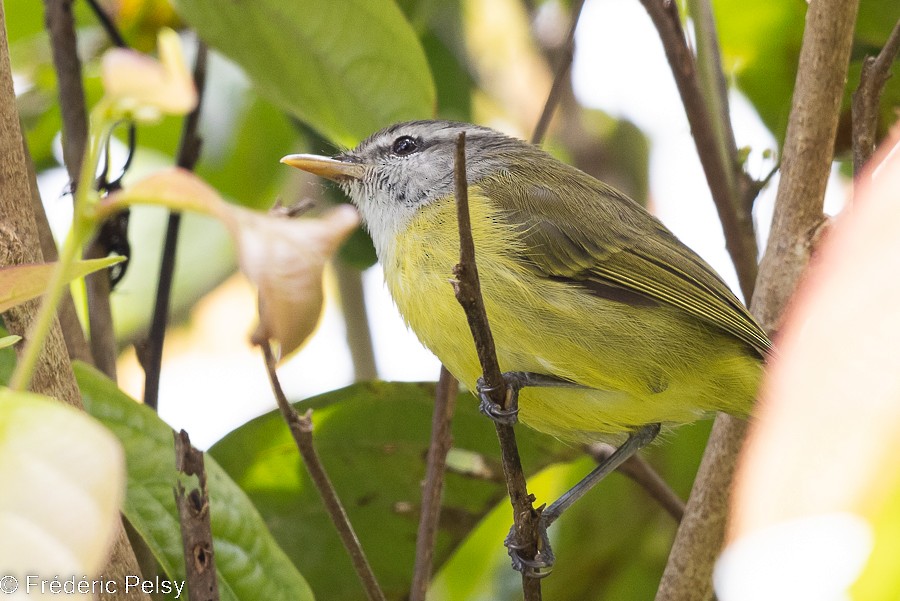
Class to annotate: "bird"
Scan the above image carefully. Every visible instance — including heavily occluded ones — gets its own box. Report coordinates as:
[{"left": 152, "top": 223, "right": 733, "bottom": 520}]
[{"left": 282, "top": 119, "right": 769, "bottom": 573}]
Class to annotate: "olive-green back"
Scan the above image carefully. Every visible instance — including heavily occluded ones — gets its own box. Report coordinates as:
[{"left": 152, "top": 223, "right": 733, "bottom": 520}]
[{"left": 478, "top": 149, "right": 770, "bottom": 356}]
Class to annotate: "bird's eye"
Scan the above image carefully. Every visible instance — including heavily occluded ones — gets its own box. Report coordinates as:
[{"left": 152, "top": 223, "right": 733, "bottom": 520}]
[{"left": 391, "top": 135, "right": 419, "bottom": 156}]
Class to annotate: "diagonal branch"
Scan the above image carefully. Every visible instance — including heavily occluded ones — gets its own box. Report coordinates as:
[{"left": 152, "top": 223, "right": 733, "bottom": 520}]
[
  {"left": 258, "top": 340, "right": 386, "bottom": 601},
  {"left": 638, "top": 0, "right": 758, "bottom": 299},
  {"left": 450, "top": 132, "right": 543, "bottom": 600},
  {"left": 851, "top": 18, "right": 900, "bottom": 174},
  {"left": 531, "top": 0, "right": 587, "bottom": 145}
]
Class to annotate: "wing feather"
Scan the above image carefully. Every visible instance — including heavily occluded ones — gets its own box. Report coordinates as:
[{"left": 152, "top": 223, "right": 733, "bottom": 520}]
[{"left": 478, "top": 162, "right": 770, "bottom": 355}]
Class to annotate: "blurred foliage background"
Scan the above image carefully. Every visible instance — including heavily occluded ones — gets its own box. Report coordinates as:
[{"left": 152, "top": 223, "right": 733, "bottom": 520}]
[{"left": 4, "top": 0, "right": 899, "bottom": 599}]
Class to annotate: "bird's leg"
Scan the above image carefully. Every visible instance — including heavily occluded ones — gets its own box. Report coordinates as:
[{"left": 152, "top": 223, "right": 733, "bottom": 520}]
[
  {"left": 476, "top": 371, "right": 579, "bottom": 425},
  {"left": 506, "top": 423, "right": 661, "bottom": 577}
]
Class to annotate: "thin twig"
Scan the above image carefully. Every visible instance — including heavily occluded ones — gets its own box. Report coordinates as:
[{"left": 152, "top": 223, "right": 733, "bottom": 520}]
[
  {"left": 84, "top": 0, "right": 126, "bottom": 47},
  {"left": 410, "top": 366, "right": 459, "bottom": 601},
  {"left": 174, "top": 430, "right": 220, "bottom": 601},
  {"left": 84, "top": 240, "right": 118, "bottom": 378},
  {"left": 852, "top": 18, "right": 900, "bottom": 174},
  {"left": 258, "top": 340, "right": 386, "bottom": 601},
  {"left": 142, "top": 41, "right": 208, "bottom": 410},
  {"left": 638, "top": 0, "right": 758, "bottom": 300},
  {"left": 656, "top": 1, "right": 862, "bottom": 599},
  {"left": 585, "top": 444, "right": 685, "bottom": 521},
  {"left": 75, "top": 0, "right": 133, "bottom": 380},
  {"left": 531, "top": 0, "right": 587, "bottom": 145},
  {"left": 450, "top": 132, "right": 542, "bottom": 600},
  {"left": 43, "top": 0, "right": 88, "bottom": 184},
  {"left": 21, "top": 133, "right": 93, "bottom": 363}
]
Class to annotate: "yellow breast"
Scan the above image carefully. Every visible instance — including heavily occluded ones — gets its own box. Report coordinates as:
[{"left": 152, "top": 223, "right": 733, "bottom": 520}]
[{"left": 380, "top": 190, "right": 760, "bottom": 442}]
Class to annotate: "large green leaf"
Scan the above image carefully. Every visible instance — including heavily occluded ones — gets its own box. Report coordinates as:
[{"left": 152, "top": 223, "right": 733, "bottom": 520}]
[
  {"left": 209, "top": 381, "right": 579, "bottom": 601},
  {"left": 171, "top": 0, "right": 436, "bottom": 146},
  {"left": 75, "top": 362, "right": 314, "bottom": 601}
]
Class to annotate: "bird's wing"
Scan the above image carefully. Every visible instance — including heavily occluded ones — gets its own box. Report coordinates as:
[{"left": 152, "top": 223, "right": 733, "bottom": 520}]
[{"left": 478, "top": 167, "right": 770, "bottom": 356}]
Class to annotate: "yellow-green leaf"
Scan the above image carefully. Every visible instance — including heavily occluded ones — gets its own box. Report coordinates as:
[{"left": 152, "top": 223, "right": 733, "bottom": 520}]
[{"left": 0, "top": 257, "right": 126, "bottom": 313}]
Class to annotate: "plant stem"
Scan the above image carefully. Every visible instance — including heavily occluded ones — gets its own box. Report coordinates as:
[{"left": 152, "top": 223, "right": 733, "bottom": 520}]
[
  {"left": 410, "top": 366, "right": 459, "bottom": 601},
  {"left": 258, "top": 340, "right": 386, "bottom": 601},
  {"left": 10, "top": 122, "right": 105, "bottom": 390},
  {"left": 851, "top": 19, "right": 900, "bottom": 174}
]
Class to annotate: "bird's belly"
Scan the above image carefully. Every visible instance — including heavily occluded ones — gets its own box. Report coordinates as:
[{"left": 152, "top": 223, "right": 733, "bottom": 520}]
[{"left": 382, "top": 197, "right": 759, "bottom": 441}]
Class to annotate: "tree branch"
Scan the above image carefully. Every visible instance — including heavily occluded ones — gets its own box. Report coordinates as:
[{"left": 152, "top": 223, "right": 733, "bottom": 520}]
[
  {"left": 751, "top": 0, "right": 860, "bottom": 334},
  {"left": 531, "top": 0, "right": 587, "bottom": 145},
  {"left": 450, "top": 132, "right": 543, "bottom": 600},
  {"left": 174, "top": 430, "right": 220, "bottom": 601},
  {"left": 142, "top": 41, "right": 208, "bottom": 410},
  {"left": 410, "top": 366, "right": 459, "bottom": 601},
  {"left": 43, "top": 0, "right": 88, "bottom": 184},
  {"left": 638, "top": 0, "right": 758, "bottom": 299},
  {"left": 258, "top": 340, "right": 386, "bottom": 601},
  {"left": 851, "top": 18, "right": 900, "bottom": 174},
  {"left": 655, "top": 1, "right": 861, "bottom": 599}
]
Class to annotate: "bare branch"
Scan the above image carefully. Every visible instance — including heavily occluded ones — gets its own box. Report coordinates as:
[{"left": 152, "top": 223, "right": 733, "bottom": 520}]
[
  {"left": 84, "top": 239, "right": 118, "bottom": 379},
  {"left": 450, "top": 132, "right": 543, "bottom": 600},
  {"left": 656, "top": 1, "right": 861, "bottom": 599},
  {"left": 852, "top": 18, "right": 900, "bottom": 174},
  {"left": 638, "top": 0, "right": 758, "bottom": 299},
  {"left": 654, "top": 415, "right": 747, "bottom": 601},
  {"left": 143, "top": 41, "right": 209, "bottom": 410},
  {"left": 174, "top": 430, "right": 220, "bottom": 601},
  {"left": 84, "top": 0, "right": 126, "bottom": 47},
  {"left": 258, "top": 340, "right": 386, "bottom": 601},
  {"left": 531, "top": 0, "right": 587, "bottom": 145},
  {"left": 43, "top": 0, "right": 88, "bottom": 184},
  {"left": 751, "top": 0, "right": 860, "bottom": 333},
  {"left": 410, "top": 366, "right": 459, "bottom": 601}
]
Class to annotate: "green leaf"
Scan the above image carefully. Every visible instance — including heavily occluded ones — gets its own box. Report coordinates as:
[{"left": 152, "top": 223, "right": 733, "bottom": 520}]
[
  {"left": 171, "top": 0, "right": 436, "bottom": 146},
  {"left": 209, "top": 382, "right": 578, "bottom": 601},
  {"left": 0, "top": 324, "right": 14, "bottom": 386},
  {"left": 713, "top": 0, "right": 805, "bottom": 142},
  {"left": 0, "top": 335, "right": 21, "bottom": 350},
  {"left": 75, "top": 362, "right": 315, "bottom": 601},
  {"left": 0, "top": 387, "right": 125, "bottom": 580},
  {"left": 0, "top": 257, "right": 126, "bottom": 313},
  {"left": 713, "top": 0, "right": 900, "bottom": 147}
]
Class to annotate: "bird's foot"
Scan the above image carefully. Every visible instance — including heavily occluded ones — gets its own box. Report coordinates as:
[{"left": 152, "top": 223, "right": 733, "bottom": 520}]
[
  {"left": 476, "top": 372, "right": 528, "bottom": 425},
  {"left": 505, "top": 518, "right": 555, "bottom": 579}
]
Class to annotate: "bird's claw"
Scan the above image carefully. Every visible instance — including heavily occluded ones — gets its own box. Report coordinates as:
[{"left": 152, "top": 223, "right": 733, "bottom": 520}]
[
  {"left": 476, "top": 375, "right": 519, "bottom": 425},
  {"left": 504, "top": 521, "right": 554, "bottom": 578}
]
